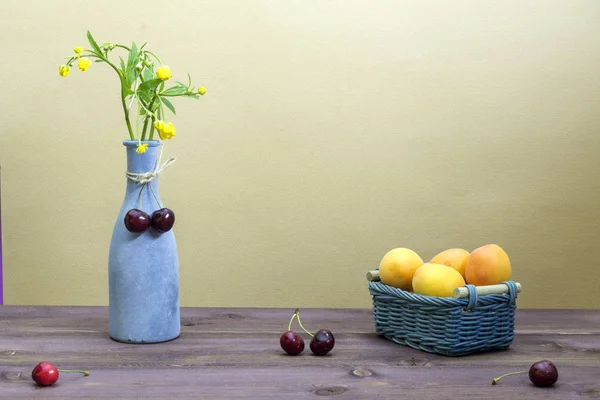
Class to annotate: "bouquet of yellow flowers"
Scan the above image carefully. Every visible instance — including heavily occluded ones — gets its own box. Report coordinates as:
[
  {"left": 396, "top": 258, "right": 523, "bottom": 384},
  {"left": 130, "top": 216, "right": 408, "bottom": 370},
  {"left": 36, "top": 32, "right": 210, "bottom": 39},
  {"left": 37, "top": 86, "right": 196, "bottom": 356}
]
[{"left": 58, "top": 31, "right": 206, "bottom": 154}]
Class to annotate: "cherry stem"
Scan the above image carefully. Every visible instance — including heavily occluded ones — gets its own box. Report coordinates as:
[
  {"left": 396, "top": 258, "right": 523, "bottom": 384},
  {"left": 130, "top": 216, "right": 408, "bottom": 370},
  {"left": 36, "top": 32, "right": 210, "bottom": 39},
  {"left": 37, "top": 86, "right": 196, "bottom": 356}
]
[
  {"left": 148, "top": 183, "right": 162, "bottom": 208},
  {"left": 138, "top": 183, "right": 145, "bottom": 209},
  {"left": 287, "top": 310, "right": 298, "bottom": 331},
  {"left": 58, "top": 369, "right": 90, "bottom": 377},
  {"left": 295, "top": 309, "right": 314, "bottom": 337},
  {"left": 492, "top": 370, "right": 526, "bottom": 385}
]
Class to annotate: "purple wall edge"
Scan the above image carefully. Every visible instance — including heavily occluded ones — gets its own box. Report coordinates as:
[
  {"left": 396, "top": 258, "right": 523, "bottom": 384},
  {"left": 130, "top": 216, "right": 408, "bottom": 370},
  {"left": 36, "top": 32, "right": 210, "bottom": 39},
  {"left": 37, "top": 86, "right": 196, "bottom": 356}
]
[
  {"left": 0, "top": 211, "right": 3, "bottom": 305},
  {"left": 0, "top": 217, "right": 3, "bottom": 305}
]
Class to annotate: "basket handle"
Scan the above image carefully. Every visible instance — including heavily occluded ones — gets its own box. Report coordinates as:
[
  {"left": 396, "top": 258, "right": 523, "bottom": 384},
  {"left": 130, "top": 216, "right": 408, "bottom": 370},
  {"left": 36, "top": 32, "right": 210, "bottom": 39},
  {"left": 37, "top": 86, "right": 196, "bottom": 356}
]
[
  {"left": 366, "top": 270, "right": 380, "bottom": 281},
  {"left": 453, "top": 282, "right": 522, "bottom": 298}
]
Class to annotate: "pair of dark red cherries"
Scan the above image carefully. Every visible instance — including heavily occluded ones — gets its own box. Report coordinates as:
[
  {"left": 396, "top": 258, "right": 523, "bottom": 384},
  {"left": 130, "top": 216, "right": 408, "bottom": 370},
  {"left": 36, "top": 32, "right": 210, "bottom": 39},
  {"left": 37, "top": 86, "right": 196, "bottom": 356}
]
[
  {"left": 280, "top": 309, "right": 335, "bottom": 356},
  {"left": 124, "top": 207, "right": 175, "bottom": 233}
]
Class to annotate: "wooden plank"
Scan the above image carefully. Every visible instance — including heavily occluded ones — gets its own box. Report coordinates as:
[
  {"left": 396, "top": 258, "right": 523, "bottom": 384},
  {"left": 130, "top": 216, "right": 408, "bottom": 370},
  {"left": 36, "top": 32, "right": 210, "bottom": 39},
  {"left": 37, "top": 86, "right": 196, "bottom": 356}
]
[
  {"left": 1, "top": 365, "right": 599, "bottom": 399},
  {"left": 0, "top": 307, "right": 599, "bottom": 399},
  {"left": 1, "top": 306, "right": 599, "bottom": 334},
  {"left": 1, "top": 331, "right": 599, "bottom": 368}
]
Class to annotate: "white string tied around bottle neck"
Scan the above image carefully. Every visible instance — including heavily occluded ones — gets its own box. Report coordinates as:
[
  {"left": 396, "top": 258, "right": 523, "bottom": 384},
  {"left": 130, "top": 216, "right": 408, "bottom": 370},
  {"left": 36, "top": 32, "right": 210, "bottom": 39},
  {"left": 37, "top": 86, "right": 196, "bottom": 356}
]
[{"left": 126, "top": 145, "right": 176, "bottom": 185}]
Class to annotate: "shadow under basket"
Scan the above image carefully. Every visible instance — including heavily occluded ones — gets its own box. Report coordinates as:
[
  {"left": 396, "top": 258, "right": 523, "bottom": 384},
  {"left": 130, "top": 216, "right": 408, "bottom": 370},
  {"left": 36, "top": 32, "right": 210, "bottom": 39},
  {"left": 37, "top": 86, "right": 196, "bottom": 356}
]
[{"left": 368, "top": 280, "right": 520, "bottom": 356}]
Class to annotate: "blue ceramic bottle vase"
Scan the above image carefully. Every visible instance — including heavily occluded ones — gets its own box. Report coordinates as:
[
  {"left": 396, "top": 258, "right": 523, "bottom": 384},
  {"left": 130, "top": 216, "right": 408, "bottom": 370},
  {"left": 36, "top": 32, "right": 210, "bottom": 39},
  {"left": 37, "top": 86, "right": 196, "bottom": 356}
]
[{"left": 108, "top": 140, "right": 180, "bottom": 343}]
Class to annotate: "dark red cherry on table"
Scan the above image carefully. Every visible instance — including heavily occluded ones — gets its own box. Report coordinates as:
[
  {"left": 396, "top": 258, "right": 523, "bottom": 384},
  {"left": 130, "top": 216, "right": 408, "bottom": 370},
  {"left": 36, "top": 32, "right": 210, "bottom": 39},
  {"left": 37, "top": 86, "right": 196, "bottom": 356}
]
[
  {"left": 124, "top": 209, "right": 150, "bottom": 233},
  {"left": 151, "top": 208, "right": 175, "bottom": 233},
  {"left": 529, "top": 360, "right": 559, "bottom": 387},
  {"left": 32, "top": 362, "right": 59, "bottom": 386},
  {"left": 280, "top": 330, "right": 305, "bottom": 355},
  {"left": 310, "top": 329, "right": 335, "bottom": 356},
  {"left": 31, "top": 361, "right": 90, "bottom": 386},
  {"left": 492, "top": 359, "right": 558, "bottom": 386}
]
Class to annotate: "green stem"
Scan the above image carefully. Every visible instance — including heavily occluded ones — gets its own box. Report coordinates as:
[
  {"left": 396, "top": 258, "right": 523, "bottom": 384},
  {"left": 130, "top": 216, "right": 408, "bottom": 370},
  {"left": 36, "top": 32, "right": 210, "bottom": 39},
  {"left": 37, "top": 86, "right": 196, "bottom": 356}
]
[
  {"left": 138, "top": 184, "right": 145, "bottom": 209},
  {"left": 122, "top": 92, "right": 135, "bottom": 140},
  {"left": 138, "top": 98, "right": 155, "bottom": 115},
  {"left": 64, "top": 55, "right": 77, "bottom": 66},
  {"left": 492, "top": 371, "right": 527, "bottom": 385},
  {"left": 287, "top": 309, "right": 299, "bottom": 331},
  {"left": 144, "top": 50, "right": 162, "bottom": 65},
  {"left": 58, "top": 369, "right": 90, "bottom": 377},
  {"left": 141, "top": 117, "right": 150, "bottom": 142},
  {"left": 148, "top": 182, "right": 162, "bottom": 209},
  {"left": 150, "top": 104, "right": 163, "bottom": 141},
  {"left": 141, "top": 96, "right": 158, "bottom": 141},
  {"left": 135, "top": 101, "right": 141, "bottom": 140},
  {"left": 88, "top": 51, "right": 135, "bottom": 140},
  {"left": 295, "top": 310, "right": 313, "bottom": 337},
  {"left": 128, "top": 85, "right": 138, "bottom": 110},
  {"left": 114, "top": 44, "right": 131, "bottom": 52},
  {"left": 149, "top": 114, "right": 157, "bottom": 141}
]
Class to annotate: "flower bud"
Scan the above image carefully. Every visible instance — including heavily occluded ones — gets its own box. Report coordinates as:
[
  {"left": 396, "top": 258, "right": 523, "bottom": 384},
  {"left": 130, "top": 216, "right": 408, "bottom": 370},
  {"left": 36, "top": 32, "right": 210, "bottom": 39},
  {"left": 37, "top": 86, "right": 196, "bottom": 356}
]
[
  {"left": 78, "top": 58, "right": 91, "bottom": 72},
  {"left": 197, "top": 86, "right": 207, "bottom": 95},
  {"left": 156, "top": 66, "right": 172, "bottom": 81},
  {"left": 154, "top": 120, "right": 165, "bottom": 132},
  {"left": 59, "top": 65, "right": 70, "bottom": 77},
  {"left": 159, "top": 122, "right": 176, "bottom": 140}
]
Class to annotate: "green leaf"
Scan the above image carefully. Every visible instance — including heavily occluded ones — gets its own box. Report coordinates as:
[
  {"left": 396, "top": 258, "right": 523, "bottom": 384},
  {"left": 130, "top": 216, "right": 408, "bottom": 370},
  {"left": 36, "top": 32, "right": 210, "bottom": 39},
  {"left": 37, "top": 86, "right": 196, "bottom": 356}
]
[
  {"left": 86, "top": 31, "right": 102, "bottom": 55},
  {"left": 126, "top": 41, "right": 139, "bottom": 71},
  {"left": 143, "top": 67, "right": 154, "bottom": 82},
  {"left": 160, "top": 96, "right": 176, "bottom": 115},
  {"left": 161, "top": 86, "right": 188, "bottom": 96},
  {"left": 125, "top": 69, "right": 141, "bottom": 91},
  {"left": 119, "top": 56, "right": 126, "bottom": 73},
  {"left": 124, "top": 42, "right": 140, "bottom": 86},
  {"left": 138, "top": 78, "right": 162, "bottom": 93},
  {"left": 121, "top": 82, "right": 134, "bottom": 96},
  {"left": 150, "top": 100, "right": 161, "bottom": 112},
  {"left": 138, "top": 91, "right": 152, "bottom": 104},
  {"left": 123, "top": 43, "right": 138, "bottom": 79}
]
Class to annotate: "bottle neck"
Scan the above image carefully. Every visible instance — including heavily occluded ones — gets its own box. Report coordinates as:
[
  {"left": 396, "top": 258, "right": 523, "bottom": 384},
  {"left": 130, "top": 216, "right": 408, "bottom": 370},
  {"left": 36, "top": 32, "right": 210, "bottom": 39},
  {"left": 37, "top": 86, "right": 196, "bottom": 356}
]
[{"left": 123, "top": 141, "right": 161, "bottom": 174}]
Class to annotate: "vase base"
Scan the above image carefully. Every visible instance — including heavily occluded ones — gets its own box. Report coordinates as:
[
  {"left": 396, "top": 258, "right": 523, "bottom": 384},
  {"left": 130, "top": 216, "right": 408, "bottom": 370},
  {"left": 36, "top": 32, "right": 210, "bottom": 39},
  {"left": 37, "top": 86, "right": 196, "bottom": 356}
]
[{"left": 109, "top": 334, "right": 181, "bottom": 344}]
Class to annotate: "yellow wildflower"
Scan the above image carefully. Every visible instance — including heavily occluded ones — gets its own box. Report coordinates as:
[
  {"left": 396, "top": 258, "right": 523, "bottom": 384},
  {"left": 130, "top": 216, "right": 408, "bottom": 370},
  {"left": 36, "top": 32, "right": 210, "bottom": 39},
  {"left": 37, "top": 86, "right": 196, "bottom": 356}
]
[
  {"left": 78, "top": 58, "right": 91, "bottom": 72},
  {"left": 59, "top": 65, "right": 70, "bottom": 77},
  {"left": 198, "top": 87, "right": 207, "bottom": 95},
  {"left": 74, "top": 46, "right": 84, "bottom": 57},
  {"left": 156, "top": 66, "right": 172, "bottom": 81},
  {"left": 160, "top": 122, "right": 176, "bottom": 139},
  {"left": 154, "top": 119, "right": 175, "bottom": 139},
  {"left": 135, "top": 143, "right": 149, "bottom": 154}
]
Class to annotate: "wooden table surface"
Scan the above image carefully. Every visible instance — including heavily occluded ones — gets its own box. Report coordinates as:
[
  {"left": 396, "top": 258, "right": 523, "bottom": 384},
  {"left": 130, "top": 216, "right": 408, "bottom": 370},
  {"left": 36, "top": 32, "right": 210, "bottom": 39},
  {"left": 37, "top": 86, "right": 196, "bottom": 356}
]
[{"left": 0, "top": 307, "right": 599, "bottom": 399}]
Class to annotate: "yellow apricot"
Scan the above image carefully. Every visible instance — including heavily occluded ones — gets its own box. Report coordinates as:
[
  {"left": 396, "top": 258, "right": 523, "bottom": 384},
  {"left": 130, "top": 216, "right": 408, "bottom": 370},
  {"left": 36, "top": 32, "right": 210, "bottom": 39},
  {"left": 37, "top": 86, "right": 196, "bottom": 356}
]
[{"left": 379, "top": 248, "right": 424, "bottom": 291}]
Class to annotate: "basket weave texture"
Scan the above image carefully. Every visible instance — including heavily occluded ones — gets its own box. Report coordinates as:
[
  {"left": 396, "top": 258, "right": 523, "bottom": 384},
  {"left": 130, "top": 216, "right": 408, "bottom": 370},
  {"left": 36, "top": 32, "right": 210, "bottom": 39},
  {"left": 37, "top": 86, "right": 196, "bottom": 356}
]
[{"left": 368, "top": 280, "right": 519, "bottom": 356}]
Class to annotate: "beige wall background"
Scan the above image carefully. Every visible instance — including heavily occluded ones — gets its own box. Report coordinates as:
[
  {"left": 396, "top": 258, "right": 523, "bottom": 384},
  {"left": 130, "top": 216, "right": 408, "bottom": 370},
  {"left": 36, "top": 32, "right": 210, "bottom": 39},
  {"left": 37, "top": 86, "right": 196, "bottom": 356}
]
[{"left": 1, "top": 0, "right": 599, "bottom": 309}]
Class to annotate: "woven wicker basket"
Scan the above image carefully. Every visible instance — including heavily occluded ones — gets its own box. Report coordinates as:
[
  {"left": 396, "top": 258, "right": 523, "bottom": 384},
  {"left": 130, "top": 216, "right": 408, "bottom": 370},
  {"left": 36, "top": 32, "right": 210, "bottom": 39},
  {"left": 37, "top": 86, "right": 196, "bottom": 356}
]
[{"left": 368, "top": 280, "right": 520, "bottom": 356}]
